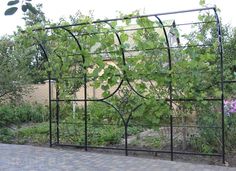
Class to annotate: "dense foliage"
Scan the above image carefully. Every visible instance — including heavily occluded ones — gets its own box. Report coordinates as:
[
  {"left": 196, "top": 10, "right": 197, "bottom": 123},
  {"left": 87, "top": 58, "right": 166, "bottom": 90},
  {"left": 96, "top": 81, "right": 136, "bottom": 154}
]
[
  {"left": 0, "top": 103, "right": 47, "bottom": 128},
  {"left": 0, "top": 36, "right": 30, "bottom": 102}
]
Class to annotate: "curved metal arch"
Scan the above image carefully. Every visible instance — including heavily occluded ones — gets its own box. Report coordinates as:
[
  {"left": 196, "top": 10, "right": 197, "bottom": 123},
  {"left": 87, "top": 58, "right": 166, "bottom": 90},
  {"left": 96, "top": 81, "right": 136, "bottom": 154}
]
[
  {"left": 52, "top": 24, "right": 127, "bottom": 103},
  {"left": 154, "top": 15, "right": 172, "bottom": 104},
  {"left": 53, "top": 50, "right": 64, "bottom": 78},
  {"left": 126, "top": 103, "right": 143, "bottom": 125},
  {"left": 155, "top": 15, "right": 173, "bottom": 161},
  {"left": 89, "top": 22, "right": 125, "bottom": 101},
  {"left": 37, "top": 43, "right": 49, "bottom": 62},
  {"left": 59, "top": 27, "right": 85, "bottom": 62},
  {"left": 30, "top": 35, "right": 49, "bottom": 63},
  {"left": 100, "top": 100, "right": 126, "bottom": 125},
  {"left": 81, "top": 22, "right": 144, "bottom": 127},
  {"left": 99, "top": 99, "right": 142, "bottom": 157},
  {"left": 100, "top": 100, "right": 142, "bottom": 128},
  {"left": 105, "top": 22, "right": 146, "bottom": 99},
  {"left": 105, "top": 21, "right": 126, "bottom": 65},
  {"left": 96, "top": 80, "right": 124, "bottom": 101},
  {"left": 58, "top": 22, "right": 123, "bottom": 101},
  {"left": 154, "top": 16, "right": 172, "bottom": 71}
]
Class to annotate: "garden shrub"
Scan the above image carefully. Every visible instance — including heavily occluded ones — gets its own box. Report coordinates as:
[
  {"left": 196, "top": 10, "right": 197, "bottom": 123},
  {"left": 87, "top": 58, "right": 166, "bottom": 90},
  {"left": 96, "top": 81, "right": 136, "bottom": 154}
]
[
  {"left": 0, "top": 105, "right": 19, "bottom": 127},
  {"left": 0, "top": 103, "right": 48, "bottom": 128},
  {"left": 189, "top": 100, "right": 236, "bottom": 153},
  {"left": 224, "top": 102, "right": 236, "bottom": 151},
  {"left": 0, "top": 128, "right": 14, "bottom": 143}
]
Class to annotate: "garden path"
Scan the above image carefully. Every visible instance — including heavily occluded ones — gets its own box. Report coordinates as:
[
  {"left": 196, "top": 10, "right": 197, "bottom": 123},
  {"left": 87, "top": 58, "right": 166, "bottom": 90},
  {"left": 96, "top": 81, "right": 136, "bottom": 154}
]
[{"left": 0, "top": 143, "right": 235, "bottom": 171}]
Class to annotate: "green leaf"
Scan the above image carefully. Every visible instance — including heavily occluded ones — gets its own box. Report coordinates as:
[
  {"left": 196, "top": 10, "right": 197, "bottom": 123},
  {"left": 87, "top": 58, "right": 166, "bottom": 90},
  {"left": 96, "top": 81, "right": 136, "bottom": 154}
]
[
  {"left": 101, "top": 85, "right": 109, "bottom": 91},
  {"left": 102, "top": 91, "right": 110, "bottom": 97},
  {"left": 110, "top": 21, "right": 117, "bottom": 28},
  {"left": 26, "top": 3, "right": 37, "bottom": 14},
  {"left": 7, "top": 0, "right": 19, "bottom": 6},
  {"left": 199, "top": 0, "right": 205, "bottom": 6},
  {"left": 4, "top": 7, "right": 18, "bottom": 15},
  {"left": 125, "top": 18, "right": 131, "bottom": 25},
  {"left": 21, "top": 5, "right": 28, "bottom": 12},
  {"left": 120, "top": 33, "right": 128, "bottom": 42}
]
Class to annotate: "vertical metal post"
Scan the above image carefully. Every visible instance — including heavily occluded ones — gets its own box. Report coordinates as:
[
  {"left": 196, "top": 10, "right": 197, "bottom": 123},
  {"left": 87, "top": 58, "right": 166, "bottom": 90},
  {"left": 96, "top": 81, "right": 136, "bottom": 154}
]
[
  {"left": 167, "top": 29, "right": 174, "bottom": 162},
  {"left": 48, "top": 72, "right": 52, "bottom": 147},
  {"left": 84, "top": 71, "right": 88, "bottom": 151},
  {"left": 56, "top": 83, "right": 60, "bottom": 144},
  {"left": 213, "top": 8, "right": 225, "bottom": 164},
  {"left": 125, "top": 124, "right": 128, "bottom": 156},
  {"left": 170, "top": 116, "right": 173, "bottom": 160}
]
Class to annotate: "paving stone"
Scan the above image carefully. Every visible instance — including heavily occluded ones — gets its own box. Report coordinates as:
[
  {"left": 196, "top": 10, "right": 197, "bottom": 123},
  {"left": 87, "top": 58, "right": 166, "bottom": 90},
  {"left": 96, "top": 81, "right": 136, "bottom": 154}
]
[{"left": 0, "top": 143, "right": 235, "bottom": 171}]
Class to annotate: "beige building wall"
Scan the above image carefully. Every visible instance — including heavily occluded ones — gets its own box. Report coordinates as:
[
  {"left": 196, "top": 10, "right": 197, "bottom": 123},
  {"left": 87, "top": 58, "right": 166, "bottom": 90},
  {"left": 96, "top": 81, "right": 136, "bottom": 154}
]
[
  {"left": 23, "top": 81, "right": 56, "bottom": 105},
  {"left": 22, "top": 81, "right": 117, "bottom": 105}
]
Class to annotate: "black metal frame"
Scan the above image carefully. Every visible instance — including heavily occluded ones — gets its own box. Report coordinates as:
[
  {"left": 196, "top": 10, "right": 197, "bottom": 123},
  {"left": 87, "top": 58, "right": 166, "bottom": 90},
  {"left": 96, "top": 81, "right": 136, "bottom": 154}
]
[{"left": 32, "top": 7, "right": 235, "bottom": 164}]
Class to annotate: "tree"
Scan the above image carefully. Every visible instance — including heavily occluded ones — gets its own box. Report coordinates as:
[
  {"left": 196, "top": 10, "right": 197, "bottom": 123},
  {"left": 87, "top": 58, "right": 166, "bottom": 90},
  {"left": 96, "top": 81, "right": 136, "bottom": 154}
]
[
  {"left": 0, "top": 36, "right": 30, "bottom": 102},
  {"left": 14, "top": 4, "right": 50, "bottom": 83},
  {"left": 0, "top": 4, "right": 48, "bottom": 102}
]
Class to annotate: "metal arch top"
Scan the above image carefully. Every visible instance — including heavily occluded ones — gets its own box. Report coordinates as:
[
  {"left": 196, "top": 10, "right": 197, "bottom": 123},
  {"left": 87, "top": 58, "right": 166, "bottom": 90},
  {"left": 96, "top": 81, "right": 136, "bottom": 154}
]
[{"left": 32, "top": 7, "right": 217, "bottom": 31}]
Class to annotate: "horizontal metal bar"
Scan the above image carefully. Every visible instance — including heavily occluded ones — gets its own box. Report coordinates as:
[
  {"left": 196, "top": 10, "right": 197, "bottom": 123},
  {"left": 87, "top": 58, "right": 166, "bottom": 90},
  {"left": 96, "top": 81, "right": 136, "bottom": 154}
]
[
  {"left": 128, "top": 148, "right": 221, "bottom": 157},
  {"left": 54, "top": 143, "right": 125, "bottom": 150},
  {"left": 127, "top": 123, "right": 222, "bottom": 128},
  {"left": 33, "top": 7, "right": 216, "bottom": 31},
  {"left": 74, "top": 25, "right": 170, "bottom": 37},
  {"left": 172, "top": 150, "right": 221, "bottom": 157},
  {"left": 223, "top": 80, "right": 236, "bottom": 83},
  {"left": 73, "top": 20, "right": 216, "bottom": 37},
  {"left": 174, "top": 20, "right": 217, "bottom": 27},
  {"left": 170, "top": 125, "right": 222, "bottom": 129},
  {"left": 54, "top": 121, "right": 85, "bottom": 125},
  {"left": 169, "top": 98, "right": 222, "bottom": 101},
  {"left": 50, "top": 98, "right": 222, "bottom": 102},
  {"left": 122, "top": 148, "right": 171, "bottom": 154},
  {"left": 54, "top": 143, "right": 222, "bottom": 157},
  {"left": 54, "top": 121, "right": 222, "bottom": 129},
  {"left": 48, "top": 44, "right": 214, "bottom": 58}
]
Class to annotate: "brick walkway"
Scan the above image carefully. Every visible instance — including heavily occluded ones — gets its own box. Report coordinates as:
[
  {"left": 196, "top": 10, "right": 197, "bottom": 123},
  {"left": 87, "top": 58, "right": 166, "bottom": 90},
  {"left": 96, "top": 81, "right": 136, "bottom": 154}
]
[{"left": 0, "top": 144, "right": 235, "bottom": 171}]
